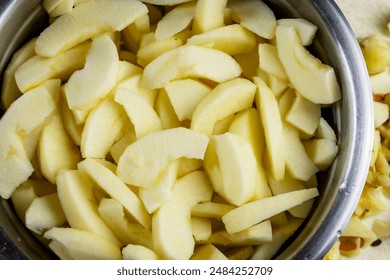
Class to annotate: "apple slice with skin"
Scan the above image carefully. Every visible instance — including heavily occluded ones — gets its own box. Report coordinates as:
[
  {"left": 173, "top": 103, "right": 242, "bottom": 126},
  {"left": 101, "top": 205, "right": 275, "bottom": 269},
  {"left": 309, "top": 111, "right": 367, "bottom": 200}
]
[
  {"left": 153, "top": 171, "right": 213, "bottom": 260},
  {"left": 56, "top": 169, "right": 122, "bottom": 247},
  {"left": 35, "top": 0, "right": 148, "bottom": 57},
  {"left": 142, "top": 45, "right": 242, "bottom": 89},
  {"left": 253, "top": 76, "right": 285, "bottom": 181},
  {"left": 114, "top": 88, "right": 162, "bottom": 139},
  {"left": 205, "top": 133, "right": 257, "bottom": 206},
  {"left": 222, "top": 188, "right": 319, "bottom": 233},
  {"left": 44, "top": 227, "right": 122, "bottom": 260},
  {"left": 191, "top": 78, "right": 256, "bottom": 136},
  {"left": 276, "top": 25, "right": 341, "bottom": 104},
  {"left": 228, "top": 0, "right": 276, "bottom": 39},
  {"left": 64, "top": 34, "right": 119, "bottom": 111},
  {"left": 117, "top": 127, "right": 209, "bottom": 188},
  {"left": 78, "top": 158, "right": 151, "bottom": 229}
]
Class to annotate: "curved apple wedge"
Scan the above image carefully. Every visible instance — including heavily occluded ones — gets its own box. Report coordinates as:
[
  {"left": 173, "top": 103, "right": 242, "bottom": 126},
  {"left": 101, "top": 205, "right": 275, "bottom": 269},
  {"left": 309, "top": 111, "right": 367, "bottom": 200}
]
[
  {"left": 276, "top": 25, "right": 341, "bottom": 104},
  {"left": 78, "top": 158, "right": 151, "bottom": 229},
  {"left": 204, "top": 133, "right": 257, "bottom": 206},
  {"left": 64, "top": 34, "right": 119, "bottom": 111},
  {"left": 56, "top": 169, "right": 122, "bottom": 246},
  {"left": 35, "top": 0, "right": 148, "bottom": 57},
  {"left": 117, "top": 127, "right": 209, "bottom": 188},
  {"left": 222, "top": 188, "right": 319, "bottom": 234},
  {"left": 142, "top": 45, "right": 242, "bottom": 89},
  {"left": 152, "top": 171, "right": 213, "bottom": 259},
  {"left": 44, "top": 227, "right": 122, "bottom": 260},
  {"left": 191, "top": 78, "right": 256, "bottom": 136}
]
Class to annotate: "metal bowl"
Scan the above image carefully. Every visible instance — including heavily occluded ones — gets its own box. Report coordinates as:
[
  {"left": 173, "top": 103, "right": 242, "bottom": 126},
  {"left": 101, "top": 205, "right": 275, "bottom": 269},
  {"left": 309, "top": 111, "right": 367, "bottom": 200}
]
[{"left": 0, "top": 0, "right": 373, "bottom": 259}]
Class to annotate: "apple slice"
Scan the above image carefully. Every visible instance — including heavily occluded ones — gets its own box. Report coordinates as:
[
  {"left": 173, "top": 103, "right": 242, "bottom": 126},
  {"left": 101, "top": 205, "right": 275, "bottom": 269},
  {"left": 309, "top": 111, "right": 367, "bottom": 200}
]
[
  {"left": 25, "top": 193, "right": 66, "bottom": 234},
  {"left": 222, "top": 188, "right": 319, "bottom": 233},
  {"left": 283, "top": 124, "right": 319, "bottom": 181},
  {"left": 122, "top": 14, "right": 150, "bottom": 53},
  {"left": 38, "top": 112, "right": 81, "bottom": 184},
  {"left": 304, "top": 139, "right": 339, "bottom": 171},
  {"left": 373, "top": 101, "right": 389, "bottom": 128},
  {"left": 155, "top": 88, "right": 181, "bottom": 129},
  {"left": 142, "top": 45, "right": 242, "bottom": 89},
  {"left": 35, "top": 0, "right": 148, "bottom": 57},
  {"left": 253, "top": 77, "right": 285, "bottom": 181},
  {"left": 258, "top": 43, "right": 287, "bottom": 80},
  {"left": 191, "top": 217, "right": 212, "bottom": 242},
  {"left": 1, "top": 38, "right": 36, "bottom": 109},
  {"left": 44, "top": 227, "right": 122, "bottom": 260},
  {"left": 15, "top": 42, "right": 90, "bottom": 93},
  {"left": 188, "top": 24, "right": 256, "bottom": 56},
  {"left": 192, "top": 0, "right": 227, "bottom": 34},
  {"left": 78, "top": 158, "right": 151, "bottom": 229},
  {"left": 64, "top": 34, "right": 119, "bottom": 111},
  {"left": 370, "top": 68, "right": 390, "bottom": 94},
  {"left": 116, "top": 73, "right": 157, "bottom": 106},
  {"left": 205, "top": 133, "right": 257, "bottom": 206},
  {"left": 316, "top": 117, "right": 337, "bottom": 143},
  {"left": 117, "top": 127, "right": 209, "bottom": 188},
  {"left": 191, "top": 78, "right": 256, "bottom": 136},
  {"left": 155, "top": 2, "right": 196, "bottom": 41},
  {"left": 56, "top": 169, "right": 122, "bottom": 246},
  {"left": 163, "top": 79, "right": 210, "bottom": 121},
  {"left": 114, "top": 88, "right": 162, "bottom": 139},
  {"left": 98, "top": 198, "right": 153, "bottom": 249},
  {"left": 122, "top": 244, "right": 160, "bottom": 260},
  {"left": 276, "top": 25, "right": 341, "bottom": 104},
  {"left": 228, "top": 0, "right": 276, "bottom": 39},
  {"left": 152, "top": 171, "right": 213, "bottom": 259},
  {"left": 138, "top": 160, "right": 179, "bottom": 214},
  {"left": 191, "top": 202, "right": 236, "bottom": 219},
  {"left": 139, "top": 0, "right": 194, "bottom": 5},
  {"left": 190, "top": 244, "right": 228, "bottom": 260},
  {"left": 277, "top": 18, "right": 318, "bottom": 46},
  {"left": 286, "top": 92, "right": 321, "bottom": 136},
  {"left": 0, "top": 86, "right": 56, "bottom": 199}
]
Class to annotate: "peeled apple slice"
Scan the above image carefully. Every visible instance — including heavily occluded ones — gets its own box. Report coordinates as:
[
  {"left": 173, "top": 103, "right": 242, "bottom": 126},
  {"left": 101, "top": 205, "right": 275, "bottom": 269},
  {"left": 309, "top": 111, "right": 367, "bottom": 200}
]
[
  {"left": 114, "top": 88, "right": 162, "bottom": 139},
  {"left": 152, "top": 171, "right": 213, "bottom": 259},
  {"left": 276, "top": 25, "right": 341, "bottom": 104},
  {"left": 192, "top": 0, "right": 227, "bottom": 34},
  {"left": 35, "top": 0, "right": 148, "bottom": 57},
  {"left": 191, "top": 78, "right": 256, "bottom": 136},
  {"left": 222, "top": 188, "right": 319, "bottom": 233},
  {"left": 44, "top": 227, "right": 122, "bottom": 260},
  {"left": 205, "top": 133, "right": 257, "bottom": 206},
  {"left": 80, "top": 97, "right": 127, "bottom": 159},
  {"left": 64, "top": 34, "right": 119, "bottom": 111},
  {"left": 142, "top": 45, "right": 242, "bottom": 89},
  {"left": 117, "top": 127, "right": 209, "bottom": 188},
  {"left": 78, "top": 158, "right": 151, "bottom": 229},
  {"left": 228, "top": 0, "right": 276, "bottom": 39},
  {"left": 56, "top": 169, "right": 122, "bottom": 247}
]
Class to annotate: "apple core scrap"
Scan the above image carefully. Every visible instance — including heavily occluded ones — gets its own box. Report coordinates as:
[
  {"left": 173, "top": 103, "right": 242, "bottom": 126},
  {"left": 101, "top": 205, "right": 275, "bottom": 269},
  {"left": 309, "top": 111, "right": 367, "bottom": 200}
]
[{"left": 0, "top": 0, "right": 342, "bottom": 260}]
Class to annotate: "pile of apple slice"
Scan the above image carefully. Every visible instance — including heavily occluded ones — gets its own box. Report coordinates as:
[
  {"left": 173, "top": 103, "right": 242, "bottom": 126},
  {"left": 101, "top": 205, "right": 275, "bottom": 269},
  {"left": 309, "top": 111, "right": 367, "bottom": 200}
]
[{"left": 0, "top": 0, "right": 341, "bottom": 260}]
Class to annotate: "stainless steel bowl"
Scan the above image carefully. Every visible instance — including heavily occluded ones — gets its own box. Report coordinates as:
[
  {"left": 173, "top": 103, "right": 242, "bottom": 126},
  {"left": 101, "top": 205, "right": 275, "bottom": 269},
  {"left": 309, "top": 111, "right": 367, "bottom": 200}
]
[{"left": 0, "top": 0, "right": 373, "bottom": 259}]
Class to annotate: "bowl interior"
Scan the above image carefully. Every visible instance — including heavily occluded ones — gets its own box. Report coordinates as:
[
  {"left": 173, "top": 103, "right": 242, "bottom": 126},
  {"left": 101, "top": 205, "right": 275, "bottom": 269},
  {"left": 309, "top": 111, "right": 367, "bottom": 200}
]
[{"left": 0, "top": 0, "right": 373, "bottom": 260}]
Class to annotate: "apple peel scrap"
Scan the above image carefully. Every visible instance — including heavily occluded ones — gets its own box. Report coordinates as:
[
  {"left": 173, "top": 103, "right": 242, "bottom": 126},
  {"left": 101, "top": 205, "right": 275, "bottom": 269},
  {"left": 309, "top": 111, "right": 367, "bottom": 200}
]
[{"left": 0, "top": 0, "right": 342, "bottom": 260}]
